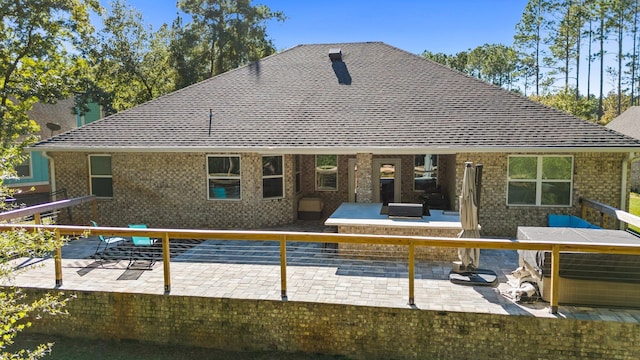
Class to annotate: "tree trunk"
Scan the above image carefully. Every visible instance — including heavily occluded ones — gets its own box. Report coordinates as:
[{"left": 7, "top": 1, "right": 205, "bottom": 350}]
[
  {"left": 598, "top": 15, "right": 604, "bottom": 122},
  {"left": 587, "top": 19, "right": 593, "bottom": 99},
  {"left": 576, "top": 30, "right": 581, "bottom": 100},
  {"left": 632, "top": 0, "right": 638, "bottom": 105},
  {"left": 617, "top": 12, "right": 623, "bottom": 115}
]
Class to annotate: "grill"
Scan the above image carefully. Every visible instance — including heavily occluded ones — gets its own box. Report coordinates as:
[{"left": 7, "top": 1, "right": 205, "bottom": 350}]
[{"left": 387, "top": 203, "right": 423, "bottom": 219}]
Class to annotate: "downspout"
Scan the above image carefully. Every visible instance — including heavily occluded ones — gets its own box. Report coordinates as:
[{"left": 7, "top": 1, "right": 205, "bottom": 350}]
[{"left": 42, "top": 151, "right": 56, "bottom": 201}]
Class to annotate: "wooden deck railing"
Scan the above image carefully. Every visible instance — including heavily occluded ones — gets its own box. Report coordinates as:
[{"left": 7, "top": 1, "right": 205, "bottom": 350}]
[
  {"left": 2, "top": 195, "right": 640, "bottom": 314},
  {"left": 2, "top": 223, "right": 640, "bottom": 314},
  {"left": 580, "top": 197, "right": 640, "bottom": 229},
  {"left": 0, "top": 195, "right": 97, "bottom": 224}
]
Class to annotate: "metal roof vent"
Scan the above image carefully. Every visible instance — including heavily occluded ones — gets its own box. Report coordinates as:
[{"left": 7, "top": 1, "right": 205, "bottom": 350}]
[{"left": 328, "top": 48, "right": 342, "bottom": 62}]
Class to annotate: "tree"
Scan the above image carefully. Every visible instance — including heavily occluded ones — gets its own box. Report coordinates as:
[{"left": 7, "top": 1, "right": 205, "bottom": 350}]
[
  {"left": 421, "top": 50, "right": 469, "bottom": 72},
  {"left": 0, "top": 222, "right": 69, "bottom": 359},
  {"left": 467, "top": 44, "right": 519, "bottom": 89},
  {"left": 628, "top": 0, "right": 639, "bottom": 104},
  {"left": 593, "top": 0, "right": 611, "bottom": 121},
  {"left": 608, "top": 0, "right": 633, "bottom": 115},
  {"left": 546, "top": 0, "right": 586, "bottom": 92},
  {"left": 85, "top": 0, "right": 176, "bottom": 112},
  {"left": 515, "top": 0, "right": 553, "bottom": 95},
  {"left": 600, "top": 90, "right": 632, "bottom": 123},
  {"left": 530, "top": 87, "right": 598, "bottom": 120},
  {"left": 0, "top": 0, "right": 100, "bottom": 165},
  {"left": 176, "top": 0, "right": 286, "bottom": 84},
  {"left": 0, "top": 1, "right": 97, "bottom": 357}
]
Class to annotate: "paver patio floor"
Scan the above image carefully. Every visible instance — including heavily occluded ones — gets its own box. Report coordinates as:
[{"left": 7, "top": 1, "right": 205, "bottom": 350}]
[{"left": 5, "top": 232, "right": 640, "bottom": 323}]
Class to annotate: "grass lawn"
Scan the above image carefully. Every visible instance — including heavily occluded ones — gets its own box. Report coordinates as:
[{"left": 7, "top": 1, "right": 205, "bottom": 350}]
[
  {"left": 629, "top": 192, "right": 640, "bottom": 233},
  {"left": 11, "top": 333, "right": 350, "bottom": 360}
]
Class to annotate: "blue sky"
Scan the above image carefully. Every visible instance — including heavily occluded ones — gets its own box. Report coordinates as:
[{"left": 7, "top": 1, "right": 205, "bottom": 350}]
[{"left": 127, "top": 0, "right": 529, "bottom": 55}]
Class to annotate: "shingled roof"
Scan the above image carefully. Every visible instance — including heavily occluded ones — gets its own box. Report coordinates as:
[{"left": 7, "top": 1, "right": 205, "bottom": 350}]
[
  {"left": 32, "top": 42, "right": 640, "bottom": 153},
  {"left": 606, "top": 106, "right": 640, "bottom": 140}
]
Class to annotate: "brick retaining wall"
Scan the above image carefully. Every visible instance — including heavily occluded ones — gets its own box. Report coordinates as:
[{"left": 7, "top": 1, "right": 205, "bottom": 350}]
[
  {"left": 24, "top": 289, "right": 640, "bottom": 359},
  {"left": 337, "top": 225, "right": 459, "bottom": 261}
]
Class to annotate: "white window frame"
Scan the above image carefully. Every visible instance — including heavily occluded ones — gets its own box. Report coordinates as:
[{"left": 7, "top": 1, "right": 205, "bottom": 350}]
[
  {"left": 15, "top": 152, "right": 33, "bottom": 179},
  {"left": 315, "top": 155, "right": 338, "bottom": 191},
  {"left": 262, "top": 155, "right": 284, "bottom": 199},
  {"left": 506, "top": 155, "right": 573, "bottom": 207},
  {"left": 207, "top": 155, "right": 241, "bottom": 200},
  {"left": 88, "top": 154, "right": 113, "bottom": 198}
]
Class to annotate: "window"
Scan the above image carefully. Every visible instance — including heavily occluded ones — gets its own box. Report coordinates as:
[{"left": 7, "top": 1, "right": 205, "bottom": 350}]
[
  {"left": 316, "top": 155, "right": 337, "bottom": 191},
  {"left": 15, "top": 153, "right": 32, "bottom": 178},
  {"left": 208, "top": 155, "right": 241, "bottom": 200},
  {"left": 263, "top": 155, "right": 284, "bottom": 199},
  {"left": 414, "top": 154, "right": 437, "bottom": 191},
  {"left": 89, "top": 155, "right": 113, "bottom": 198},
  {"left": 507, "top": 155, "right": 573, "bottom": 206},
  {"left": 294, "top": 155, "right": 301, "bottom": 194}
]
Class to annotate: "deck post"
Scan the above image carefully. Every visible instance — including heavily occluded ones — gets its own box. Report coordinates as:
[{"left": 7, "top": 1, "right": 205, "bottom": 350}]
[
  {"left": 550, "top": 244, "right": 560, "bottom": 314},
  {"left": 54, "top": 229, "right": 62, "bottom": 287},
  {"left": 162, "top": 232, "right": 171, "bottom": 293},
  {"left": 34, "top": 213, "right": 41, "bottom": 225},
  {"left": 408, "top": 242, "right": 415, "bottom": 305},
  {"left": 280, "top": 236, "right": 287, "bottom": 300}
]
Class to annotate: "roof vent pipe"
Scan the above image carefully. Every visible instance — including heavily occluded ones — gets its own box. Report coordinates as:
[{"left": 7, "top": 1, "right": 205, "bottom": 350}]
[{"left": 329, "top": 48, "right": 342, "bottom": 62}]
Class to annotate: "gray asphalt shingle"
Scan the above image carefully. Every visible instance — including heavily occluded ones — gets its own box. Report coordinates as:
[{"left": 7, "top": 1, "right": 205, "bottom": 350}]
[
  {"left": 32, "top": 42, "right": 640, "bottom": 152},
  {"left": 607, "top": 106, "right": 640, "bottom": 140}
]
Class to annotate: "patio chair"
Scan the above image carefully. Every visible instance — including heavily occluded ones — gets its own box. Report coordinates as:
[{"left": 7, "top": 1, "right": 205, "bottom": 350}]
[
  {"left": 91, "top": 220, "right": 127, "bottom": 263},
  {"left": 127, "top": 224, "right": 158, "bottom": 269}
]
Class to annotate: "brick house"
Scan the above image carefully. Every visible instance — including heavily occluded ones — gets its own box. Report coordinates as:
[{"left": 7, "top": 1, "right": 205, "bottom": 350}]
[
  {"left": 31, "top": 42, "right": 640, "bottom": 237},
  {"left": 606, "top": 106, "right": 640, "bottom": 193},
  {"left": 7, "top": 98, "right": 102, "bottom": 204}
]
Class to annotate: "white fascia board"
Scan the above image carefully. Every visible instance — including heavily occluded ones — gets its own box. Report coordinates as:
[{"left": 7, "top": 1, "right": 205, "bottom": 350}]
[{"left": 27, "top": 145, "right": 640, "bottom": 155}]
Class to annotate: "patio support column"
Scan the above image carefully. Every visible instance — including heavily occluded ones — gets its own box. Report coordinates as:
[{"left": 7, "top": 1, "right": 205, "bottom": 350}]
[{"left": 356, "top": 153, "right": 373, "bottom": 203}]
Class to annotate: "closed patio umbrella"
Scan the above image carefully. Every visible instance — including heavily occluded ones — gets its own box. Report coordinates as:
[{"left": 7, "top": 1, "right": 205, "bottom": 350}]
[{"left": 457, "top": 162, "right": 480, "bottom": 270}]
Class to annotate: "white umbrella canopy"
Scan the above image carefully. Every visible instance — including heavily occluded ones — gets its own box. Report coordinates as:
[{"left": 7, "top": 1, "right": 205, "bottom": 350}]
[{"left": 457, "top": 162, "right": 480, "bottom": 270}]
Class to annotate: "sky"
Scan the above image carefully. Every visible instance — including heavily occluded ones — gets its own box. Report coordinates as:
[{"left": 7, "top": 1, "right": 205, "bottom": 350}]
[
  {"left": 111, "top": 0, "right": 617, "bottom": 95},
  {"left": 126, "top": 0, "right": 529, "bottom": 55}
]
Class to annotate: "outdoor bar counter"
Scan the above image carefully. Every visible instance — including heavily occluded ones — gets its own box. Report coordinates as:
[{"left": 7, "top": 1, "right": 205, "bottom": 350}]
[{"left": 325, "top": 203, "right": 464, "bottom": 261}]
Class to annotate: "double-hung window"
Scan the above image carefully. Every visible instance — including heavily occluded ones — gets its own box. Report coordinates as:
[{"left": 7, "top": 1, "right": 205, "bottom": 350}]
[
  {"left": 15, "top": 153, "right": 32, "bottom": 178},
  {"left": 316, "top": 155, "right": 337, "bottom": 191},
  {"left": 208, "top": 155, "right": 241, "bottom": 200},
  {"left": 507, "top": 155, "right": 573, "bottom": 206},
  {"left": 263, "top": 155, "right": 284, "bottom": 199},
  {"left": 89, "top": 155, "right": 113, "bottom": 198}
]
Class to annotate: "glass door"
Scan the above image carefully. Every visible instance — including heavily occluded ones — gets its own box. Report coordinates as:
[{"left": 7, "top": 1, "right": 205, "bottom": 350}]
[{"left": 373, "top": 158, "right": 401, "bottom": 205}]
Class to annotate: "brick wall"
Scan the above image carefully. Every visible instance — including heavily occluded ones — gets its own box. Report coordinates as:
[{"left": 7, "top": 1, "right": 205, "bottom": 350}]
[
  {"left": 337, "top": 225, "right": 459, "bottom": 260},
  {"left": 51, "top": 152, "right": 296, "bottom": 229},
  {"left": 456, "top": 152, "right": 630, "bottom": 237},
  {"left": 25, "top": 289, "right": 640, "bottom": 359},
  {"left": 50, "top": 151, "right": 630, "bottom": 237}
]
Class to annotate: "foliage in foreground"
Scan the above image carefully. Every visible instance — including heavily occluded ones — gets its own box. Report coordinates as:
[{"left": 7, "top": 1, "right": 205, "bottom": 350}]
[{"left": 0, "top": 227, "right": 70, "bottom": 360}]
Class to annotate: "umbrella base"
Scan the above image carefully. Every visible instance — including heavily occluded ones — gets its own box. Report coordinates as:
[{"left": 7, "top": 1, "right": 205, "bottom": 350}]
[{"left": 449, "top": 269, "right": 498, "bottom": 287}]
